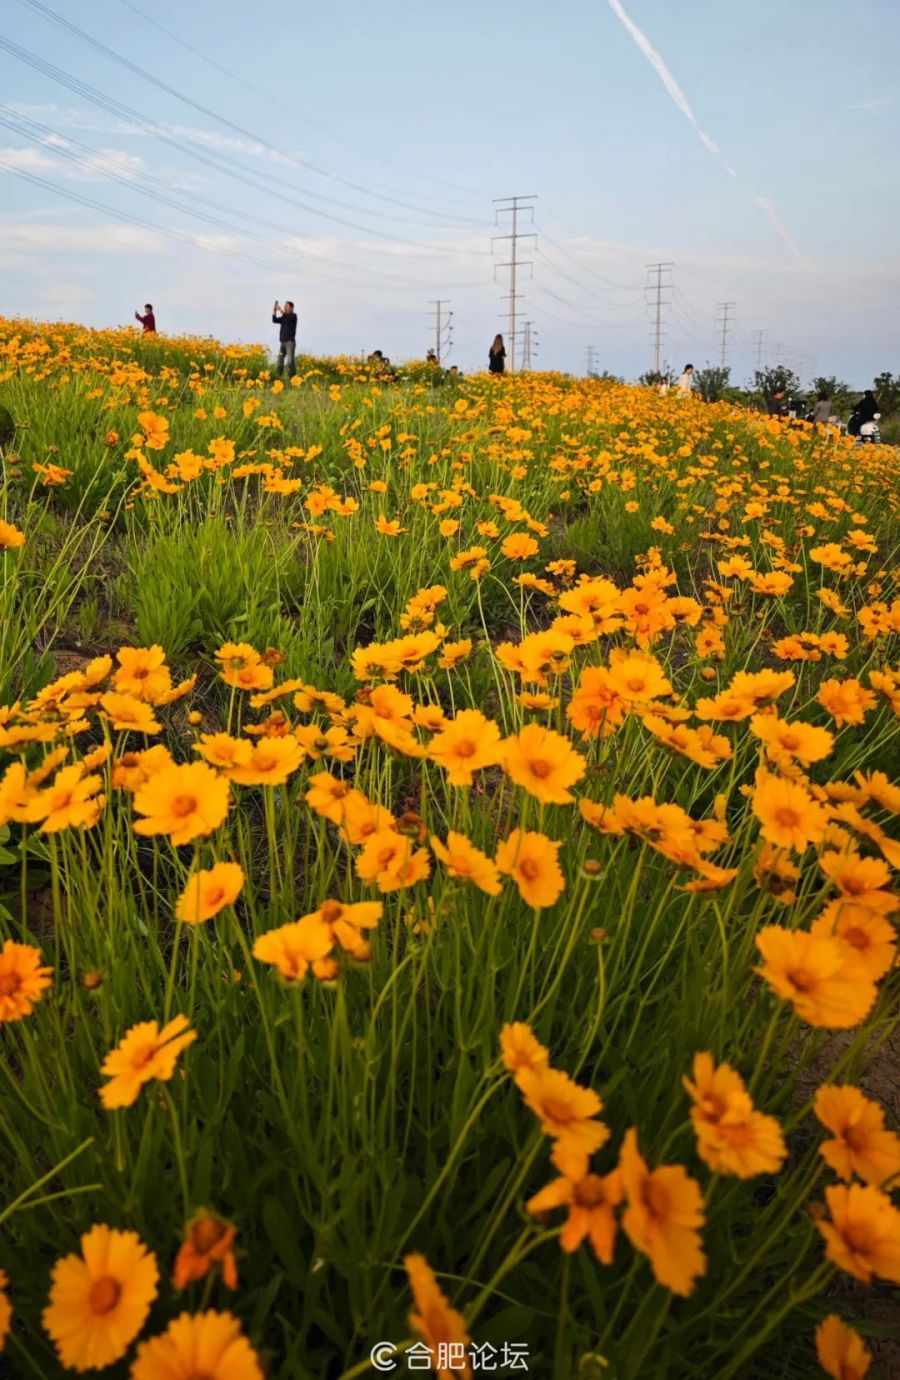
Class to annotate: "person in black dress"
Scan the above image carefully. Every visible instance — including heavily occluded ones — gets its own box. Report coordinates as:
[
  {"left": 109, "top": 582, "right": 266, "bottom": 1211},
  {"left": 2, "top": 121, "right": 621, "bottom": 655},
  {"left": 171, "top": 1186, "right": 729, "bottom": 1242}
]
[{"left": 489, "top": 334, "right": 506, "bottom": 374}]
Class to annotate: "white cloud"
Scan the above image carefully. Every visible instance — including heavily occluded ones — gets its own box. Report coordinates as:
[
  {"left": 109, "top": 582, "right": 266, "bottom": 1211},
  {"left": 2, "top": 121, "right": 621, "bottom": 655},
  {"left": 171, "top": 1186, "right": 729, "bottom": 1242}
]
[
  {"left": 5, "top": 103, "right": 138, "bottom": 136},
  {"left": 0, "top": 218, "right": 168, "bottom": 256},
  {"left": 0, "top": 138, "right": 145, "bottom": 183}
]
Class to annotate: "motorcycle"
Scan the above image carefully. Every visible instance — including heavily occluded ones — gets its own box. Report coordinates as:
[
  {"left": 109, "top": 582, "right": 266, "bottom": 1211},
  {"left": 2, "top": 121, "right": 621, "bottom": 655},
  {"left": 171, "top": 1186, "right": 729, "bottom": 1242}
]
[{"left": 856, "top": 413, "right": 882, "bottom": 444}]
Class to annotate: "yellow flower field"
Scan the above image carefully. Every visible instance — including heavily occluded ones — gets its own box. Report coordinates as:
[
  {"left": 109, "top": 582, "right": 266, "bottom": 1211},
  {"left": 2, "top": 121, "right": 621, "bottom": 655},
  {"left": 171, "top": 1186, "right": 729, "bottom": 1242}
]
[{"left": 0, "top": 315, "right": 898, "bottom": 1378}]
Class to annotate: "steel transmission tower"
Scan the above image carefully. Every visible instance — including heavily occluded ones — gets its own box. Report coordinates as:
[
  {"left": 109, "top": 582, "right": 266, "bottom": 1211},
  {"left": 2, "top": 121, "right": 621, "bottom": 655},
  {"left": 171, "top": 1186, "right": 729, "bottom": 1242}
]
[
  {"left": 521, "top": 320, "right": 538, "bottom": 370},
  {"left": 493, "top": 195, "right": 537, "bottom": 374},
  {"left": 645, "top": 263, "right": 674, "bottom": 375},
  {"left": 716, "top": 302, "right": 736, "bottom": 368},
  {"left": 428, "top": 300, "right": 453, "bottom": 364},
  {"left": 752, "top": 329, "right": 767, "bottom": 372}
]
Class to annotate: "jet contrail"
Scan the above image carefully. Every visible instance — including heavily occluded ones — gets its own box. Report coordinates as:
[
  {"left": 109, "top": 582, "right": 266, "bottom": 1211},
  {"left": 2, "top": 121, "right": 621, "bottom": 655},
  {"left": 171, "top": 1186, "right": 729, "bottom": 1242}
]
[
  {"left": 606, "top": 0, "right": 801, "bottom": 258},
  {"left": 755, "top": 197, "right": 801, "bottom": 260},
  {"left": 606, "top": 0, "right": 720, "bottom": 155}
]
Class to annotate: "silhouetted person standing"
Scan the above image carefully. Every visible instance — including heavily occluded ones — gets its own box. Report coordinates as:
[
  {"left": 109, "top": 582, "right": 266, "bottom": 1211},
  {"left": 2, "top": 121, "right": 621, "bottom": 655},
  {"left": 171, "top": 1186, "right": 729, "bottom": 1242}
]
[
  {"left": 272, "top": 299, "right": 298, "bottom": 377},
  {"left": 489, "top": 334, "right": 506, "bottom": 374},
  {"left": 135, "top": 304, "right": 156, "bottom": 333}
]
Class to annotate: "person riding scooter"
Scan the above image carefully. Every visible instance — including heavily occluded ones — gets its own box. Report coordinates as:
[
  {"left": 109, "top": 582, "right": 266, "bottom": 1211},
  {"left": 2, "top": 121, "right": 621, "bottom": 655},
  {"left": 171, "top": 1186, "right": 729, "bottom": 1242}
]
[{"left": 847, "top": 389, "right": 878, "bottom": 437}]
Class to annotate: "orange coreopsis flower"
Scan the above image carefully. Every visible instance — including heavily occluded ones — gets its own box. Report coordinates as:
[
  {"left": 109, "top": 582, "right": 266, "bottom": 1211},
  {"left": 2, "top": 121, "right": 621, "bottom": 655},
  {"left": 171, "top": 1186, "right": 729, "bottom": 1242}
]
[
  {"left": 495, "top": 829, "right": 565, "bottom": 908},
  {"left": 755, "top": 927, "right": 877, "bottom": 1029},
  {"left": 516, "top": 1067, "right": 608, "bottom": 1177},
  {"left": 173, "top": 1212, "right": 238, "bottom": 1291},
  {"left": 315, "top": 898, "right": 382, "bottom": 959},
  {"left": 304, "top": 770, "right": 352, "bottom": 824},
  {"left": 175, "top": 862, "right": 244, "bottom": 925},
  {"left": 226, "top": 736, "right": 304, "bottom": 786},
  {"left": 818, "top": 678, "right": 875, "bottom": 727},
  {"left": 683, "top": 1052, "right": 786, "bottom": 1178},
  {"left": 815, "top": 1316, "right": 871, "bottom": 1380},
  {"left": 606, "top": 650, "right": 672, "bottom": 704},
  {"left": 99, "top": 691, "right": 162, "bottom": 735},
  {"left": 0, "top": 761, "right": 36, "bottom": 825},
  {"left": 501, "top": 723, "right": 586, "bottom": 805},
  {"left": 527, "top": 1167, "right": 624, "bottom": 1263},
  {"left": 252, "top": 914, "right": 334, "bottom": 981},
  {"left": 750, "top": 713, "right": 834, "bottom": 766},
  {"left": 99, "top": 1015, "right": 197, "bottom": 1109},
  {"left": 428, "top": 709, "right": 503, "bottom": 786},
  {"left": 194, "top": 733, "right": 253, "bottom": 771},
  {"left": 430, "top": 831, "right": 502, "bottom": 895},
  {"left": 813, "top": 1085, "right": 900, "bottom": 1188},
  {"left": 499, "top": 1021, "right": 550, "bottom": 1076},
  {"left": 619, "top": 1127, "right": 706, "bottom": 1297},
  {"left": 753, "top": 844, "right": 802, "bottom": 903},
  {"left": 112, "top": 744, "right": 173, "bottom": 792},
  {"left": 43, "top": 1225, "right": 159, "bottom": 1372},
  {"left": 113, "top": 644, "right": 173, "bottom": 703},
  {"left": 818, "top": 850, "right": 897, "bottom": 914},
  {"left": 404, "top": 1254, "right": 471, "bottom": 1380},
  {"left": 810, "top": 901, "right": 896, "bottom": 982},
  {"left": 501, "top": 532, "right": 539, "bottom": 560},
  {"left": 566, "top": 666, "right": 625, "bottom": 738},
  {"left": 752, "top": 769, "right": 829, "bottom": 851},
  {"left": 0, "top": 519, "right": 25, "bottom": 548},
  {"left": 293, "top": 723, "right": 357, "bottom": 762},
  {"left": 0, "top": 940, "right": 52, "bottom": 1021},
  {"left": 131, "top": 1310, "right": 264, "bottom": 1380},
  {"left": 133, "top": 762, "right": 230, "bottom": 845},
  {"left": 23, "top": 764, "right": 105, "bottom": 833},
  {"left": 815, "top": 1182, "right": 900, "bottom": 1283},
  {"left": 355, "top": 828, "right": 431, "bottom": 892}
]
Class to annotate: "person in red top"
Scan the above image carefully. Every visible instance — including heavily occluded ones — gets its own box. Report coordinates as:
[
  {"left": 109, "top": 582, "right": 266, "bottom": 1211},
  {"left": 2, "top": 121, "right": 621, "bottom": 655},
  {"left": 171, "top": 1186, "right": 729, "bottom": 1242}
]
[{"left": 135, "top": 303, "right": 156, "bottom": 333}]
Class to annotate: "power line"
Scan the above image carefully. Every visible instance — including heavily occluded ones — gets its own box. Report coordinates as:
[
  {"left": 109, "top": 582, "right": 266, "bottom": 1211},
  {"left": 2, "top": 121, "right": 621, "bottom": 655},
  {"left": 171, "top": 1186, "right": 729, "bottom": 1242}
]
[
  {"left": 645, "top": 262, "right": 674, "bottom": 375},
  {"left": 493, "top": 195, "right": 537, "bottom": 375},
  {"left": 0, "top": 157, "right": 316, "bottom": 279},
  {"left": 716, "top": 301, "right": 736, "bottom": 368},
  {"left": 113, "top": 0, "right": 482, "bottom": 202},
  {"left": 0, "top": 35, "right": 489, "bottom": 258},
  {"left": 0, "top": 104, "right": 418, "bottom": 287},
  {"left": 15, "top": 0, "right": 484, "bottom": 228}
]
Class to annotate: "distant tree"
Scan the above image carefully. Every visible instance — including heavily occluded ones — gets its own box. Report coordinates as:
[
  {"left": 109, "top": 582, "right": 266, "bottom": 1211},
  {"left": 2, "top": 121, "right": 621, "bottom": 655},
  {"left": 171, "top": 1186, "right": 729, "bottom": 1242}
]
[
  {"left": 693, "top": 365, "right": 731, "bottom": 403},
  {"left": 638, "top": 369, "right": 672, "bottom": 388},
  {"left": 752, "top": 364, "right": 800, "bottom": 399},
  {"left": 811, "top": 375, "right": 853, "bottom": 410},
  {"left": 873, "top": 371, "right": 900, "bottom": 417},
  {"left": 592, "top": 369, "right": 624, "bottom": 383}
]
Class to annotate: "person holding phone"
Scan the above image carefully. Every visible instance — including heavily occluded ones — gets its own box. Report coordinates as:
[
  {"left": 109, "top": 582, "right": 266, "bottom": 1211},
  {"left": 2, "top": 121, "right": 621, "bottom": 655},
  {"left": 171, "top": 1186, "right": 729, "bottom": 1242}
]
[{"left": 272, "top": 299, "right": 298, "bottom": 378}]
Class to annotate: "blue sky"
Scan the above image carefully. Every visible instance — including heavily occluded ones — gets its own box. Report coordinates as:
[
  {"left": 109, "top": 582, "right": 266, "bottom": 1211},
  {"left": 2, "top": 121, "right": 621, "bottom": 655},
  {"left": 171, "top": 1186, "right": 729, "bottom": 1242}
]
[{"left": 1, "top": 0, "right": 898, "bottom": 382}]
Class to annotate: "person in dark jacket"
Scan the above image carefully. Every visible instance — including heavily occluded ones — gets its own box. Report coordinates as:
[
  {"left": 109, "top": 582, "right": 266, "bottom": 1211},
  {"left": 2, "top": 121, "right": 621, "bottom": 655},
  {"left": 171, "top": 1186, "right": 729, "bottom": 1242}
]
[
  {"left": 135, "top": 303, "right": 156, "bottom": 333},
  {"left": 848, "top": 389, "right": 878, "bottom": 437},
  {"left": 489, "top": 334, "right": 506, "bottom": 374},
  {"left": 766, "top": 388, "right": 787, "bottom": 417},
  {"left": 272, "top": 300, "right": 298, "bottom": 377}
]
